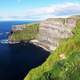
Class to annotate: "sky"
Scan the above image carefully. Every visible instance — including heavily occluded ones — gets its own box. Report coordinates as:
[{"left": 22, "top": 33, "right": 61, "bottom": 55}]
[{"left": 0, "top": 0, "right": 80, "bottom": 20}]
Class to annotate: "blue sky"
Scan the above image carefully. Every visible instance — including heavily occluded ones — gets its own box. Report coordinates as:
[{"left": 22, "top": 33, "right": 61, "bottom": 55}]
[{"left": 0, "top": 0, "right": 80, "bottom": 20}]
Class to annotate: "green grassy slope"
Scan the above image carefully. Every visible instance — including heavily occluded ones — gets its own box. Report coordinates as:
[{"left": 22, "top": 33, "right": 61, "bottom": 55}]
[
  {"left": 24, "top": 20, "right": 80, "bottom": 80},
  {"left": 10, "top": 24, "right": 39, "bottom": 42}
]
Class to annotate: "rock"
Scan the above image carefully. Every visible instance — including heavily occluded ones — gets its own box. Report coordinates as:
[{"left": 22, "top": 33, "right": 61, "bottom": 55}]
[
  {"left": 31, "top": 17, "right": 77, "bottom": 52},
  {"left": 9, "top": 15, "right": 79, "bottom": 52}
]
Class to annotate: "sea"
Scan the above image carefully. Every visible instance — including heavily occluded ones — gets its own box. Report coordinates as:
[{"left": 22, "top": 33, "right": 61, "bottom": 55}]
[{"left": 0, "top": 21, "right": 49, "bottom": 80}]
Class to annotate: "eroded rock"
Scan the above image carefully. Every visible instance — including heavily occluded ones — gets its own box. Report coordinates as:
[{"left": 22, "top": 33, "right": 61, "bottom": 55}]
[{"left": 31, "top": 18, "right": 76, "bottom": 52}]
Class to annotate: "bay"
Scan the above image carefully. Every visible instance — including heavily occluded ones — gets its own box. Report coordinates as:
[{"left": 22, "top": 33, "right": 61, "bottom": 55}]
[{"left": 0, "top": 21, "right": 49, "bottom": 80}]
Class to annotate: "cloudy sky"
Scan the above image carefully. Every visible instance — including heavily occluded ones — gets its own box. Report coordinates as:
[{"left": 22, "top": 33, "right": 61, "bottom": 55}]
[{"left": 0, "top": 0, "right": 80, "bottom": 20}]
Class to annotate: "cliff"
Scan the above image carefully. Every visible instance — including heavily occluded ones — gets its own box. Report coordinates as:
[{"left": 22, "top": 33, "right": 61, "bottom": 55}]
[
  {"left": 8, "top": 15, "right": 80, "bottom": 80},
  {"left": 30, "top": 17, "right": 76, "bottom": 51},
  {"left": 8, "top": 23, "right": 39, "bottom": 43},
  {"left": 24, "top": 16, "right": 80, "bottom": 80},
  {"left": 9, "top": 16, "right": 76, "bottom": 52}
]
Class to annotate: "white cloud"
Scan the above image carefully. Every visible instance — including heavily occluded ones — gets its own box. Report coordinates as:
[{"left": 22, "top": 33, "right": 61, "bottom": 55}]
[
  {"left": 25, "top": 3, "right": 80, "bottom": 16},
  {"left": 22, "top": 2, "right": 80, "bottom": 20},
  {"left": 0, "top": 2, "right": 80, "bottom": 20}
]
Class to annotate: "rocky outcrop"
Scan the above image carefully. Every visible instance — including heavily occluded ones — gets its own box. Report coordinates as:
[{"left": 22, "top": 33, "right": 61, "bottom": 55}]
[{"left": 31, "top": 17, "right": 77, "bottom": 52}]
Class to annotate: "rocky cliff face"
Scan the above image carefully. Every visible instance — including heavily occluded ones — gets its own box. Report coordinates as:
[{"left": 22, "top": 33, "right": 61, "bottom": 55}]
[
  {"left": 31, "top": 17, "right": 76, "bottom": 52},
  {"left": 9, "top": 16, "right": 78, "bottom": 52}
]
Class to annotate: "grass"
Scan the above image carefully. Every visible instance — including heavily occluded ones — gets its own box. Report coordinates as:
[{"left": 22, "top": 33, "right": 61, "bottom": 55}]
[
  {"left": 24, "top": 19, "right": 80, "bottom": 80},
  {"left": 10, "top": 24, "right": 39, "bottom": 42}
]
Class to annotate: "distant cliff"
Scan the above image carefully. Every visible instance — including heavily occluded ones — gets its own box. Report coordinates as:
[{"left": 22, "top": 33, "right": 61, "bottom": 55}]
[
  {"left": 8, "top": 23, "right": 39, "bottom": 43},
  {"left": 9, "top": 16, "right": 77, "bottom": 52}
]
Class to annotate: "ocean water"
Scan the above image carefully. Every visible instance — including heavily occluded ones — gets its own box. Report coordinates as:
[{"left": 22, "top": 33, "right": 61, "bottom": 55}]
[
  {"left": 0, "top": 21, "right": 34, "bottom": 39},
  {"left": 0, "top": 21, "right": 49, "bottom": 80}
]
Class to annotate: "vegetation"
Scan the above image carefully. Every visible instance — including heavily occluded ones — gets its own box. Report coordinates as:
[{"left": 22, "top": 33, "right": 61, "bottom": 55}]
[
  {"left": 24, "top": 19, "right": 80, "bottom": 80},
  {"left": 10, "top": 24, "right": 39, "bottom": 42}
]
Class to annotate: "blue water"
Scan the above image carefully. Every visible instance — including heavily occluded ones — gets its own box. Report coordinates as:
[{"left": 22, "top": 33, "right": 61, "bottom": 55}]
[
  {"left": 0, "top": 21, "right": 49, "bottom": 80},
  {"left": 0, "top": 21, "right": 33, "bottom": 39}
]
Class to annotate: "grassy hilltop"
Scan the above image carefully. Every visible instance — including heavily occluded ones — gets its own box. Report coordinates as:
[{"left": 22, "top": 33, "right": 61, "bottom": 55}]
[
  {"left": 24, "top": 17, "right": 80, "bottom": 80},
  {"left": 9, "top": 23, "right": 39, "bottom": 42}
]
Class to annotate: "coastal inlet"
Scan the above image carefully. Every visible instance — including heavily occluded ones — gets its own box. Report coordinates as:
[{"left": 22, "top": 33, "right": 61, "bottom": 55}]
[{"left": 0, "top": 21, "right": 50, "bottom": 80}]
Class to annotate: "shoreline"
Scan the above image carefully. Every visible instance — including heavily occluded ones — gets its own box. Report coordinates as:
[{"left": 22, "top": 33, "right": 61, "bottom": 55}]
[{"left": 0, "top": 39, "right": 51, "bottom": 52}]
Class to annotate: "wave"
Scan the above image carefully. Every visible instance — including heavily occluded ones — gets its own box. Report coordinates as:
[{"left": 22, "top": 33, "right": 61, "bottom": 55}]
[
  {"left": 0, "top": 39, "right": 9, "bottom": 44},
  {"left": 0, "top": 32, "right": 9, "bottom": 35}
]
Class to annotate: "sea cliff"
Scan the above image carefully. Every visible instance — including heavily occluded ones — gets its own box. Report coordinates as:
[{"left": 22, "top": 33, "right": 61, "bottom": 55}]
[
  {"left": 9, "top": 16, "right": 77, "bottom": 52},
  {"left": 31, "top": 17, "right": 76, "bottom": 51},
  {"left": 24, "top": 15, "right": 80, "bottom": 80},
  {"left": 8, "top": 15, "right": 80, "bottom": 80}
]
